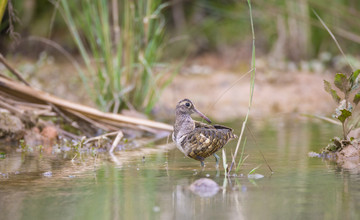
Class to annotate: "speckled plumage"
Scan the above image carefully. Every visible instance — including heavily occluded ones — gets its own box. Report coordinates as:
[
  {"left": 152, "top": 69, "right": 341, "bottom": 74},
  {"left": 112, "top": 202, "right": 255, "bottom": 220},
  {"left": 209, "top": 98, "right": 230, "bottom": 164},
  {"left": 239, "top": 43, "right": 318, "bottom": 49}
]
[{"left": 172, "top": 99, "right": 237, "bottom": 166}]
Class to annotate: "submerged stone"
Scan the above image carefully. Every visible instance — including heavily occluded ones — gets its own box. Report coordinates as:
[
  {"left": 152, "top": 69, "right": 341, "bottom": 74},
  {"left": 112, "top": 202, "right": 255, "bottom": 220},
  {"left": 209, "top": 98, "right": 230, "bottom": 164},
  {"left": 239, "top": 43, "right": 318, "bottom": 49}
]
[
  {"left": 189, "top": 178, "right": 220, "bottom": 197},
  {"left": 247, "top": 173, "right": 264, "bottom": 179}
]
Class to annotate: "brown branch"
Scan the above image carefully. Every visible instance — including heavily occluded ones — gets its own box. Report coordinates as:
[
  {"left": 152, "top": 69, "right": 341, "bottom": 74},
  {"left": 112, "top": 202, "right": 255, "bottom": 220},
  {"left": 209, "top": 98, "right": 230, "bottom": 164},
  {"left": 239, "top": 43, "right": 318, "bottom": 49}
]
[{"left": 0, "top": 76, "right": 173, "bottom": 132}]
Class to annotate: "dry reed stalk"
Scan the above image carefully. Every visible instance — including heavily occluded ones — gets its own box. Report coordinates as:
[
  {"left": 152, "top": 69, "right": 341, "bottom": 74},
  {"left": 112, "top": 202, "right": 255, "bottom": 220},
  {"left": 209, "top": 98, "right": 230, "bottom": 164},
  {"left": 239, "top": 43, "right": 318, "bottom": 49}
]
[{"left": 0, "top": 75, "right": 173, "bottom": 132}]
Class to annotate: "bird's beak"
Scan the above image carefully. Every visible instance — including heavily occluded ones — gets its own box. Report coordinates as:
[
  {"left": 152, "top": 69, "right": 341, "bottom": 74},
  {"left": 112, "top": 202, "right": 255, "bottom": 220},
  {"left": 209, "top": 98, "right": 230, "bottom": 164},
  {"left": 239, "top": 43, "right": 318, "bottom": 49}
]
[{"left": 194, "top": 108, "right": 212, "bottom": 124}]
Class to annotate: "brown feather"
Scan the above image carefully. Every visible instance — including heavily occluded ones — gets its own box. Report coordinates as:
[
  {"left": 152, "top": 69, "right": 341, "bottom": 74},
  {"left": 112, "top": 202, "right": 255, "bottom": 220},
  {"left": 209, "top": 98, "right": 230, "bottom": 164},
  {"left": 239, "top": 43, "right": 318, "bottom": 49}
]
[{"left": 173, "top": 99, "right": 237, "bottom": 164}]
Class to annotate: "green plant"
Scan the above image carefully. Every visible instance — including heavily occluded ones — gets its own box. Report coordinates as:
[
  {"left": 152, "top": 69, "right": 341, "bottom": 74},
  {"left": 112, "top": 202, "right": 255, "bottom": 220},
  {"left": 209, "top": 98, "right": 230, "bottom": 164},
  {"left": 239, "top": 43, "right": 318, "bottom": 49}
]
[
  {"left": 228, "top": 0, "right": 256, "bottom": 174},
  {"left": 57, "top": 0, "right": 173, "bottom": 114},
  {"left": 324, "top": 69, "right": 360, "bottom": 142},
  {"left": 0, "top": 0, "right": 7, "bottom": 25},
  {"left": 219, "top": 0, "right": 256, "bottom": 175}
]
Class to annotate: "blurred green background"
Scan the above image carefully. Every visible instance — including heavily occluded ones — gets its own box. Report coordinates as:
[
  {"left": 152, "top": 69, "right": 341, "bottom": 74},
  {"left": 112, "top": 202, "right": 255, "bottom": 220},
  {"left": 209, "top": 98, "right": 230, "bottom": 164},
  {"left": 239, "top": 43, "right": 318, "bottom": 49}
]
[
  {"left": 1, "top": 0, "right": 359, "bottom": 60},
  {"left": 0, "top": 0, "right": 359, "bottom": 114}
]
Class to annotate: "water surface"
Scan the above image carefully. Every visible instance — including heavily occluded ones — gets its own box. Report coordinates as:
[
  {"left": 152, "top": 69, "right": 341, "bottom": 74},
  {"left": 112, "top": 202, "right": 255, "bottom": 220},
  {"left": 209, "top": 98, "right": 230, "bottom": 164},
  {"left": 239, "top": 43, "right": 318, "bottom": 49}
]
[{"left": 1, "top": 118, "right": 360, "bottom": 220}]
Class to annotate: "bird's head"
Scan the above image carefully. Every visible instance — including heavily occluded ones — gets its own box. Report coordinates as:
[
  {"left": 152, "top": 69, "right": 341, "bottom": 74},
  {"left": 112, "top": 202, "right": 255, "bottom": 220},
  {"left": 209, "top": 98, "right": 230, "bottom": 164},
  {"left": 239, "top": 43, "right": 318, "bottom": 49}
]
[{"left": 176, "top": 99, "right": 212, "bottom": 123}]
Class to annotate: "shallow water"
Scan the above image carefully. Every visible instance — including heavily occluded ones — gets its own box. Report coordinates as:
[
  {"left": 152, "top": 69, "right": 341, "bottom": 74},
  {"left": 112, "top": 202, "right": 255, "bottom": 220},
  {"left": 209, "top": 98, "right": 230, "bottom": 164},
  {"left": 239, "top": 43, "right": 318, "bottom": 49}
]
[{"left": 1, "top": 118, "right": 360, "bottom": 220}]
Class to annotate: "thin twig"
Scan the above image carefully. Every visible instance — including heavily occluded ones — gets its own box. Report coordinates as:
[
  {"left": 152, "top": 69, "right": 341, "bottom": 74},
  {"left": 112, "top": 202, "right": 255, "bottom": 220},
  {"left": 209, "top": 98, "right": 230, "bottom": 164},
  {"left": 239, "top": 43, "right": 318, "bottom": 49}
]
[
  {"left": 246, "top": 126, "right": 273, "bottom": 173},
  {"left": 0, "top": 53, "right": 30, "bottom": 86},
  {"left": 110, "top": 131, "right": 124, "bottom": 153},
  {"left": 312, "top": 9, "right": 354, "bottom": 72},
  {"left": 84, "top": 131, "right": 120, "bottom": 144},
  {"left": 228, "top": 0, "right": 256, "bottom": 174},
  {"left": 48, "top": 0, "right": 60, "bottom": 38},
  {"left": 66, "top": 109, "right": 113, "bottom": 131},
  {"left": 204, "top": 68, "right": 254, "bottom": 118},
  {"left": 26, "top": 36, "right": 83, "bottom": 73}
]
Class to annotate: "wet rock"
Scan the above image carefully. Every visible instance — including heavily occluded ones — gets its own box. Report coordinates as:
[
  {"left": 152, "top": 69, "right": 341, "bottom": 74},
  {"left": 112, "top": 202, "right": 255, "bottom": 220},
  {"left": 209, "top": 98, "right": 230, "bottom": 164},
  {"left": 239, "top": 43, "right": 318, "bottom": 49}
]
[
  {"left": 336, "top": 144, "right": 359, "bottom": 158},
  {"left": 0, "top": 108, "right": 25, "bottom": 140},
  {"left": 189, "top": 178, "right": 220, "bottom": 197},
  {"left": 333, "top": 141, "right": 360, "bottom": 169},
  {"left": 338, "top": 159, "right": 359, "bottom": 170}
]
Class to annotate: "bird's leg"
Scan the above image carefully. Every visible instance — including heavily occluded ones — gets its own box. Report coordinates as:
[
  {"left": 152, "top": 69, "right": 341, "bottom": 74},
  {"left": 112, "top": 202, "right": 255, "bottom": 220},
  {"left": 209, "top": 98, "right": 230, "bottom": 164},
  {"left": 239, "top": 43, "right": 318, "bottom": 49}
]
[
  {"left": 213, "top": 153, "right": 220, "bottom": 167},
  {"left": 216, "top": 167, "right": 220, "bottom": 177},
  {"left": 196, "top": 155, "right": 205, "bottom": 168}
]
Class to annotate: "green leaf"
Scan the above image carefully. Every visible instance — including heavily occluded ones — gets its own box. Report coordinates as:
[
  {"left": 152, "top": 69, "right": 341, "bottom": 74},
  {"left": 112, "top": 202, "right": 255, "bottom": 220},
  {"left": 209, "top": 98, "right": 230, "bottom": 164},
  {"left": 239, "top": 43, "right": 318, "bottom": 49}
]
[
  {"left": 354, "top": 93, "right": 360, "bottom": 105},
  {"left": 324, "top": 80, "right": 341, "bottom": 103},
  {"left": 248, "top": 164, "right": 262, "bottom": 175},
  {"left": 336, "top": 109, "right": 352, "bottom": 123},
  {"left": 350, "top": 69, "right": 360, "bottom": 91},
  {"left": 334, "top": 73, "right": 349, "bottom": 92}
]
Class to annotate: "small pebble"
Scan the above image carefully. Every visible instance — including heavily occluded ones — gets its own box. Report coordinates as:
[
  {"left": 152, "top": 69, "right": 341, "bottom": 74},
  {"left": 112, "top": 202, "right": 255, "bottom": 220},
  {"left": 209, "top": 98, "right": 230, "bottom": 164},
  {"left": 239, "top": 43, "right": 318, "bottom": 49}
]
[
  {"left": 153, "top": 206, "right": 160, "bottom": 212},
  {"left": 43, "top": 171, "right": 52, "bottom": 177},
  {"left": 68, "top": 175, "right": 76, "bottom": 178},
  {"left": 247, "top": 173, "right": 264, "bottom": 179},
  {"left": 205, "top": 174, "right": 210, "bottom": 177},
  {"left": 136, "top": 168, "right": 140, "bottom": 171}
]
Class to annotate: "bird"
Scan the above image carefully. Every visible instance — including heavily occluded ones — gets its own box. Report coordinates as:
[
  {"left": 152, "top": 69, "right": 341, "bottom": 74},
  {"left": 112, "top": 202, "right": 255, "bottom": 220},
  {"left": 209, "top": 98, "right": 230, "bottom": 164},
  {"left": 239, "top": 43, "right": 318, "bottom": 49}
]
[{"left": 172, "top": 98, "right": 237, "bottom": 167}]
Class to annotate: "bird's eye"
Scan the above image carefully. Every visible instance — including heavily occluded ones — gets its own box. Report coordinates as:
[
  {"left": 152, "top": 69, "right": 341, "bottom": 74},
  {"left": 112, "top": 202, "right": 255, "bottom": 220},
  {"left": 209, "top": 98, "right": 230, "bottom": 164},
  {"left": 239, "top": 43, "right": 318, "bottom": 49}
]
[{"left": 185, "top": 102, "right": 191, "bottom": 107}]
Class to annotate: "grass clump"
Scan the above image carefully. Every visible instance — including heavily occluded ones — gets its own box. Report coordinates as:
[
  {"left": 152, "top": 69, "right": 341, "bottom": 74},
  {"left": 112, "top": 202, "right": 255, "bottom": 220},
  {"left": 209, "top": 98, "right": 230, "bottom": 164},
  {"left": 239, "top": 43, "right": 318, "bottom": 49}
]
[{"left": 57, "top": 0, "right": 173, "bottom": 114}]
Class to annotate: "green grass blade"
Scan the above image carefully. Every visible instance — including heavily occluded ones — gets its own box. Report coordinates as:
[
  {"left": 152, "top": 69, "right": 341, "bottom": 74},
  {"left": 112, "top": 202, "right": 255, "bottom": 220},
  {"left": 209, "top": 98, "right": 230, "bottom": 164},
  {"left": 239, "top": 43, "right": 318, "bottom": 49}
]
[{"left": 229, "top": 0, "right": 256, "bottom": 174}]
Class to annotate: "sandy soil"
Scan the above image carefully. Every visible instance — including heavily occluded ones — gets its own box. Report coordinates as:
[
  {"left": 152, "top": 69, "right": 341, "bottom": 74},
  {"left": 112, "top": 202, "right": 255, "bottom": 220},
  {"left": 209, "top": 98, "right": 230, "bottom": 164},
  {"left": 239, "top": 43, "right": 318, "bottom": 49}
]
[
  {"left": 156, "top": 68, "right": 334, "bottom": 121},
  {"left": 3, "top": 56, "right": 336, "bottom": 122}
]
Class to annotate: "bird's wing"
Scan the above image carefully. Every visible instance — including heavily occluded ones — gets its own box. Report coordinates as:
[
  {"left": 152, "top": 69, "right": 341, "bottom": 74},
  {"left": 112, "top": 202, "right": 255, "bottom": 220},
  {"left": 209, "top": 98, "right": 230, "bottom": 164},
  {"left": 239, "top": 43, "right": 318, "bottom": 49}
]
[{"left": 194, "top": 121, "right": 215, "bottom": 129}]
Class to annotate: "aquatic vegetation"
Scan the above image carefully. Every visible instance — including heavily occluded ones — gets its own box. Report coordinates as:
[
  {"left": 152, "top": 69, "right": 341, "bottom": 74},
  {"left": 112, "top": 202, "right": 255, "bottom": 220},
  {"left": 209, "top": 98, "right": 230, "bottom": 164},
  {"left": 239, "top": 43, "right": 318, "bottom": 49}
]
[
  {"left": 323, "top": 69, "right": 360, "bottom": 152},
  {"left": 224, "top": 0, "right": 258, "bottom": 176},
  {"left": 57, "top": 0, "right": 174, "bottom": 114}
]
